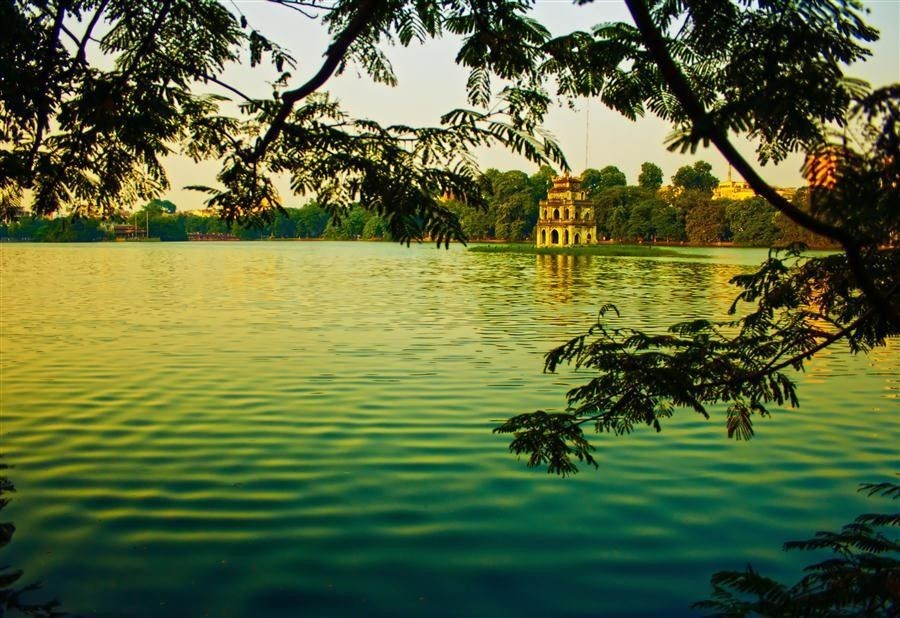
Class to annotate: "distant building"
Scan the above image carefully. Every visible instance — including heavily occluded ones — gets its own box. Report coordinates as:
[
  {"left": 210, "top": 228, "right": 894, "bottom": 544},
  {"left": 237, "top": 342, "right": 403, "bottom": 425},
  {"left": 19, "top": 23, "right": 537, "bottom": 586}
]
[
  {"left": 535, "top": 175, "right": 597, "bottom": 246},
  {"left": 112, "top": 224, "right": 146, "bottom": 239},
  {"left": 713, "top": 166, "right": 796, "bottom": 201},
  {"left": 183, "top": 208, "right": 219, "bottom": 218},
  {"left": 713, "top": 179, "right": 756, "bottom": 200}
]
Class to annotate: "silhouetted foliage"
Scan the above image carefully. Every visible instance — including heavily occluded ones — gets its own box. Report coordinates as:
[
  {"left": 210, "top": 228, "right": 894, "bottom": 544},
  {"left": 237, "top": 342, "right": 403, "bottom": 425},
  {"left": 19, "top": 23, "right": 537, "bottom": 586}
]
[
  {"left": 495, "top": 1, "right": 898, "bottom": 475},
  {"left": 3, "top": 0, "right": 572, "bottom": 246},
  {"left": 496, "top": 242, "right": 898, "bottom": 476},
  {"left": 1, "top": 463, "right": 67, "bottom": 617},
  {"left": 776, "top": 189, "right": 842, "bottom": 249},
  {"left": 695, "top": 479, "right": 900, "bottom": 617}
]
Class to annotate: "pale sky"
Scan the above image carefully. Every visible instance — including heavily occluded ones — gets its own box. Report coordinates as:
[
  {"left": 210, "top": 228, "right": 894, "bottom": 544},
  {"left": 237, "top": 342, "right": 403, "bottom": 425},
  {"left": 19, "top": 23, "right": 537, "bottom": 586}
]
[{"left": 160, "top": 0, "right": 900, "bottom": 210}]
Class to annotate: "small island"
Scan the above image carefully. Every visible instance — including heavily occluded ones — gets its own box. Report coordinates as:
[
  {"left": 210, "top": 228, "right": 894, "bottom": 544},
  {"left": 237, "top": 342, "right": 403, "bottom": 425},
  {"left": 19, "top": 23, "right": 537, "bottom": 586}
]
[{"left": 467, "top": 242, "right": 698, "bottom": 258}]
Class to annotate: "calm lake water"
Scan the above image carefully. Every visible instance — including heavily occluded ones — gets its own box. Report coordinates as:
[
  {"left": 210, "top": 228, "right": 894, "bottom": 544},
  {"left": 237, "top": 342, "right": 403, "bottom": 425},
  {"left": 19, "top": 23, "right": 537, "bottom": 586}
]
[{"left": 1, "top": 242, "right": 897, "bottom": 617}]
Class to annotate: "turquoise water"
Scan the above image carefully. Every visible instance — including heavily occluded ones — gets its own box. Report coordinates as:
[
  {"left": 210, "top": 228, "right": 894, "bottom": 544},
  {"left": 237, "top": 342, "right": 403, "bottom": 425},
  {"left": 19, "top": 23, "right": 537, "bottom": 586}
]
[{"left": 1, "top": 242, "right": 896, "bottom": 616}]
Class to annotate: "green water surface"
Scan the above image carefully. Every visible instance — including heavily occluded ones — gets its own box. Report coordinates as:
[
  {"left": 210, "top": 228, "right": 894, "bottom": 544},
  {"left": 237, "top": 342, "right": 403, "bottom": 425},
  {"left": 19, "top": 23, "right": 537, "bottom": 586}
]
[{"left": 0, "top": 242, "right": 896, "bottom": 616}]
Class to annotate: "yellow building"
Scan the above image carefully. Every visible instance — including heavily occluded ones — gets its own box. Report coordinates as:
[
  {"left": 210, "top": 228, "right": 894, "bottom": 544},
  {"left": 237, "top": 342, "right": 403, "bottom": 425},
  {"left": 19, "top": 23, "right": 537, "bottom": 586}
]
[
  {"left": 535, "top": 175, "right": 597, "bottom": 246},
  {"left": 713, "top": 179, "right": 756, "bottom": 200},
  {"left": 713, "top": 167, "right": 797, "bottom": 201}
]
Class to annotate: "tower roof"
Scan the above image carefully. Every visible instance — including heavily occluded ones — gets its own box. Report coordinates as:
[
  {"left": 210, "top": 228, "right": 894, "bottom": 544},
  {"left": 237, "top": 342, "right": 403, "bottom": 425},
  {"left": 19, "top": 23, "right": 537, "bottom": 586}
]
[{"left": 549, "top": 175, "right": 583, "bottom": 193}]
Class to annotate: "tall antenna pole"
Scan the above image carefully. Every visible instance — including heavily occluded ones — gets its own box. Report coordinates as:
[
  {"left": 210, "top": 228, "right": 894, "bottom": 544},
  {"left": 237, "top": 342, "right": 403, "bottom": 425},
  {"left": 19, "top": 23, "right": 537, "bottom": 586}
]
[{"left": 584, "top": 98, "right": 590, "bottom": 174}]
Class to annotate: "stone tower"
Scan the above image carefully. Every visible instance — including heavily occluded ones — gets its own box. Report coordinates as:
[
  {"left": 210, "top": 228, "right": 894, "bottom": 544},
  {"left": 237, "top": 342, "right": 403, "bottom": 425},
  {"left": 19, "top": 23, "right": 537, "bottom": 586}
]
[{"left": 535, "top": 175, "right": 596, "bottom": 247}]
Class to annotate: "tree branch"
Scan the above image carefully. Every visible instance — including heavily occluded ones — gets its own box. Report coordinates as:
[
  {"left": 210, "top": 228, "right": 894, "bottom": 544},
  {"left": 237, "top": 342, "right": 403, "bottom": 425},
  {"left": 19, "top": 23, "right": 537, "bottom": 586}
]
[
  {"left": 623, "top": 0, "right": 898, "bottom": 328},
  {"left": 27, "top": 1, "right": 68, "bottom": 174},
  {"left": 250, "top": 0, "right": 380, "bottom": 161},
  {"left": 76, "top": 0, "right": 110, "bottom": 66},
  {"left": 262, "top": 0, "right": 337, "bottom": 19},
  {"left": 119, "top": 0, "right": 173, "bottom": 84}
]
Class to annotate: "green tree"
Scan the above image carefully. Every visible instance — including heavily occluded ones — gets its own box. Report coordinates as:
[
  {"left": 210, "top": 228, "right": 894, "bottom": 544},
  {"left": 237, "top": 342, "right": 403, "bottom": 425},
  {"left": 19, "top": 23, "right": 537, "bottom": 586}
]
[
  {"left": 267, "top": 210, "right": 297, "bottom": 238},
  {"left": 684, "top": 200, "right": 727, "bottom": 244},
  {"left": 637, "top": 162, "right": 663, "bottom": 192},
  {"left": 490, "top": 170, "right": 537, "bottom": 240},
  {"left": 775, "top": 188, "right": 842, "bottom": 249},
  {"left": 150, "top": 214, "right": 188, "bottom": 241},
  {"left": 580, "top": 168, "right": 603, "bottom": 197},
  {"left": 581, "top": 166, "right": 627, "bottom": 198},
  {"left": 649, "top": 202, "right": 684, "bottom": 242},
  {"left": 322, "top": 206, "right": 370, "bottom": 240},
  {"left": 184, "top": 213, "right": 230, "bottom": 235},
  {"left": 446, "top": 199, "right": 494, "bottom": 240},
  {"left": 593, "top": 186, "right": 647, "bottom": 241},
  {"left": 598, "top": 166, "right": 627, "bottom": 190},
  {"left": 291, "top": 203, "right": 330, "bottom": 239},
  {"left": 726, "top": 197, "right": 780, "bottom": 247},
  {"left": 528, "top": 166, "right": 556, "bottom": 204},
  {"left": 672, "top": 161, "right": 719, "bottom": 195},
  {"left": 140, "top": 199, "right": 177, "bottom": 216},
  {"left": 361, "top": 214, "right": 392, "bottom": 240},
  {"left": 625, "top": 200, "right": 653, "bottom": 241}
]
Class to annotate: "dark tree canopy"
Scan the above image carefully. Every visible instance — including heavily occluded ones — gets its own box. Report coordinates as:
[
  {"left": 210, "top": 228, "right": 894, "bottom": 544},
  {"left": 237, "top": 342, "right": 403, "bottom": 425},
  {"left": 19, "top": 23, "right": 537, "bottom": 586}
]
[{"left": 1, "top": 0, "right": 573, "bottom": 246}]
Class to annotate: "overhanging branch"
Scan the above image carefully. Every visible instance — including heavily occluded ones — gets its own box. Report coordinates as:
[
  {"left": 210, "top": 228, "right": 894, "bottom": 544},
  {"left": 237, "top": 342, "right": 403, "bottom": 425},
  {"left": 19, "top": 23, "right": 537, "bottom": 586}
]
[
  {"left": 623, "top": 0, "right": 898, "bottom": 327},
  {"left": 251, "top": 0, "right": 380, "bottom": 161}
]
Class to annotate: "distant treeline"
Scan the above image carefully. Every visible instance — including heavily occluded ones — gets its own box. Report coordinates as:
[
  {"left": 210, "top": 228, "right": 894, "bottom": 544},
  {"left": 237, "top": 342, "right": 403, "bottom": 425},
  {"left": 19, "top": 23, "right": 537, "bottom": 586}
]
[
  {"left": 1, "top": 162, "right": 832, "bottom": 247},
  {"left": 447, "top": 162, "right": 835, "bottom": 247},
  {"left": 0, "top": 202, "right": 392, "bottom": 242}
]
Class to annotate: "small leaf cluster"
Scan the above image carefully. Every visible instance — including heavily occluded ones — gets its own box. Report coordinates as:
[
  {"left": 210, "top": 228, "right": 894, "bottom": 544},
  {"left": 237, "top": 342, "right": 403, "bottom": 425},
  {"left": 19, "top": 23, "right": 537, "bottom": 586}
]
[
  {"left": 695, "top": 479, "right": 900, "bottom": 617},
  {"left": 496, "top": 245, "right": 899, "bottom": 475},
  {"left": 0, "top": 463, "right": 67, "bottom": 617}
]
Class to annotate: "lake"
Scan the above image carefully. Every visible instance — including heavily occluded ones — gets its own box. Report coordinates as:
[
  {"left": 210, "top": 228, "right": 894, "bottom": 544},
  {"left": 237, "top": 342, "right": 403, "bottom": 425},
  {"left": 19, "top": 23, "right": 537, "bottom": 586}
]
[{"left": 1, "top": 242, "right": 896, "bottom": 616}]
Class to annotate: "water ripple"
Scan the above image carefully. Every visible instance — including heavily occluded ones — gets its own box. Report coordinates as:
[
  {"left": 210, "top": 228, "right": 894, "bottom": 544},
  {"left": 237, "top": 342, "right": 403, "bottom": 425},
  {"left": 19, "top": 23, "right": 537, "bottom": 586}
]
[{"left": 1, "top": 242, "right": 896, "bottom": 617}]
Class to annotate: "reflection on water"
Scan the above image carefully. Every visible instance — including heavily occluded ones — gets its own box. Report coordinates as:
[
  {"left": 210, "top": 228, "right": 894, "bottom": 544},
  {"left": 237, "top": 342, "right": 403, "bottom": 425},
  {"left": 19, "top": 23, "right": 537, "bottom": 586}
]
[
  {"left": 534, "top": 254, "right": 587, "bottom": 305},
  {"left": 0, "top": 243, "right": 896, "bottom": 616},
  {"left": 0, "top": 462, "right": 65, "bottom": 617}
]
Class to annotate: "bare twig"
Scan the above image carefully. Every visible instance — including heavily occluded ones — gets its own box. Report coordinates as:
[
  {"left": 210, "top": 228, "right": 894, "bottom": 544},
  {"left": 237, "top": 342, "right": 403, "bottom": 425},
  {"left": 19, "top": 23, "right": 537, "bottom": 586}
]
[{"left": 76, "top": 0, "right": 110, "bottom": 66}]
